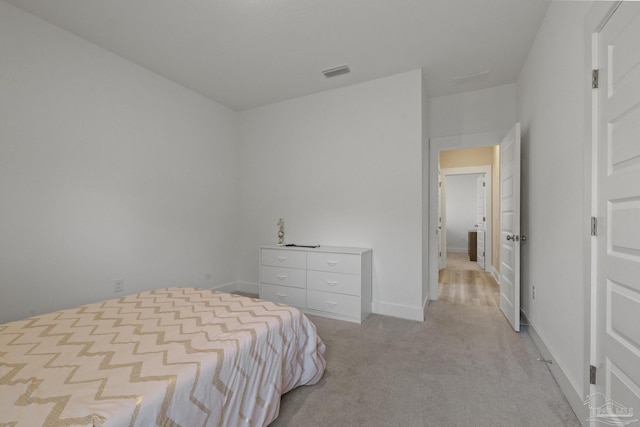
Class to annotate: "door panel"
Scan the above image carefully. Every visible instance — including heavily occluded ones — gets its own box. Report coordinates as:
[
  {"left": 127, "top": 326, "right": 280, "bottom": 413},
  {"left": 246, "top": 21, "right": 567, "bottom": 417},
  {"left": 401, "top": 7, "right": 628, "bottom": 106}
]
[
  {"left": 476, "top": 174, "right": 485, "bottom": 269},
  {"left": 594, "top": 1, "right": 640, "bottom": 416},
  {"left": 438, "top": 169, "right": 446, "bottom": 269},
  {"left": 499, "top": 123, "right": 521, "bottom": 332}
]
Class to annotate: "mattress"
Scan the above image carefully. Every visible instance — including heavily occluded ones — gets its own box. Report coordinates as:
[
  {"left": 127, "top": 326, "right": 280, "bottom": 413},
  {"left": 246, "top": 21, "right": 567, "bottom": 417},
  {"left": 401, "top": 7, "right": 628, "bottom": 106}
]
[{"left": 0, "top": 287, "right": 326, "bottom": 427}]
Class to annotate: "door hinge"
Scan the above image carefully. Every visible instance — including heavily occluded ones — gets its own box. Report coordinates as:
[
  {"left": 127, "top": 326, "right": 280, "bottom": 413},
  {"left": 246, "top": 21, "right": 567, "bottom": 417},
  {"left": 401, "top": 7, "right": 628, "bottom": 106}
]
[
  {"left": 591, "top": 217, "right": 598, "bottom": 236},
  {"left": 439, "top": 181, "right": 442, "bottom": 187},
  {"left": 483, "top": 216, "right": 486, "bottom": 222},
  {"left": 592, "top": 69, "right": 599, "bottom": 89},
  {"left": 483, "top": 182, "right": 486, "bottom": 187},
  {"left": 590, "top": 365, "right": 597, "bottom": 385}
]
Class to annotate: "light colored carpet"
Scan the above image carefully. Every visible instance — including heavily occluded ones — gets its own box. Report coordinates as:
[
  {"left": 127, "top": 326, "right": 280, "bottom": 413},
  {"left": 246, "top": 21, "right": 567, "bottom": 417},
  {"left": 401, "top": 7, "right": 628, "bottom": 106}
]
[{"left": 270, "top": 304, "right": 581, "bottom": 427}]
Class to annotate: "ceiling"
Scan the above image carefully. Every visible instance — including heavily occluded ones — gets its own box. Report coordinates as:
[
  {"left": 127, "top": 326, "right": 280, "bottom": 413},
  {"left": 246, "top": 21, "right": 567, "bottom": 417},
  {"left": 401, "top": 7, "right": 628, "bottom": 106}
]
[{"left": 5, "top": 0, "right": 550, "bottom": 111}]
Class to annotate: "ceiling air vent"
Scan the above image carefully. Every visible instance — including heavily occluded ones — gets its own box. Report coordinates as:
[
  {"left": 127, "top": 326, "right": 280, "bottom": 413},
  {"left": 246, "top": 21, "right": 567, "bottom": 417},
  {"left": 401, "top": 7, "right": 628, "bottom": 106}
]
[
  {"left": 322, "top": 64, "right": 351, "bottom": 78},
  {"left": 452, "top": 70, "right": 489, "bottom": 86}
]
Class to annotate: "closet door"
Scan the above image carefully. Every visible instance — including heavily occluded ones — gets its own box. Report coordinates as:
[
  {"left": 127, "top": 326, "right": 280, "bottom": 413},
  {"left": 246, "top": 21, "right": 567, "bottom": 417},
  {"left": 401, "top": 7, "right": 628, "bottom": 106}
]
[{"left": 591, "top": 2, "right": 640, "bottom": 417}]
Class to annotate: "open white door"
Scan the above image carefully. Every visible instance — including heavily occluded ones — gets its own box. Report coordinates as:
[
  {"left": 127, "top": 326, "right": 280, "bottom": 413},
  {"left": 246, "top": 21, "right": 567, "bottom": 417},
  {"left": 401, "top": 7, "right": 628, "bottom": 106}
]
[
  {"left": 591, "top": 2, "right": 640, "bottom": 419},
  {"left": 476, "top": 174, "right": 486, "bottom": 269},
  {"left": 438, "top": 169, "right": 446, "bottom": 269},
  {"left": 499, "top": 123, "right": 521, "bottom": 332}
]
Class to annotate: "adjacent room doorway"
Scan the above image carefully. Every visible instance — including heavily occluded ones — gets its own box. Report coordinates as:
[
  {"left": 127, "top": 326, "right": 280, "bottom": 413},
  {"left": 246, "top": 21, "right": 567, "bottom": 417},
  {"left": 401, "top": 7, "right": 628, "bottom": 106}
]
[
  {"left": 437, "top": 161, "right": 497, "bottom": 308},
  {"left": 429, "top": 125, "right": 522, "bottom": 332},
  {"left": 439, "top": 167, "right": 491, "bottom": 273}
]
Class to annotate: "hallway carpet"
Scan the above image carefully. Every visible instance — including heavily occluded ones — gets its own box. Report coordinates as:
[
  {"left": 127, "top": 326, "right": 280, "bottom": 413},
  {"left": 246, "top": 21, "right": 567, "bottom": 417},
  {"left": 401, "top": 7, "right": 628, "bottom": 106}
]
[{"left": 270, "top": 302, "right": 581, "bottom": 427}]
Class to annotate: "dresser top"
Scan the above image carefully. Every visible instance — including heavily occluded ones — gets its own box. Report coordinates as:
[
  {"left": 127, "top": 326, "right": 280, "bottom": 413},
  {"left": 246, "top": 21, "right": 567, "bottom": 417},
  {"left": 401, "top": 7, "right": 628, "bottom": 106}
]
[{"left": 261, "top": 244, "right": 371, "bottom": 255}]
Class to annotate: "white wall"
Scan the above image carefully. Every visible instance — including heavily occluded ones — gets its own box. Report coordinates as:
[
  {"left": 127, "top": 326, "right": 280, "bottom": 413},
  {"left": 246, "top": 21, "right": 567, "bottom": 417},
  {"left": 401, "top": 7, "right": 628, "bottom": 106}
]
[
  {"left": 429, "top": 84, "right": 516, "bottom": 138},
  {"left": 421, "top": 74, "right": 431, "bottom": 310},
  {"left": 517, "top": 0, "right": 591, "bottom": 408},
  {"left": 237, "top": 70, "right": 426, "bottom": 320},
  {"left": 445, "top": 174, "right": 480, "bottom": 253},
  {"left": 0, "top": 2, "right": 239, "bottom": 323}
]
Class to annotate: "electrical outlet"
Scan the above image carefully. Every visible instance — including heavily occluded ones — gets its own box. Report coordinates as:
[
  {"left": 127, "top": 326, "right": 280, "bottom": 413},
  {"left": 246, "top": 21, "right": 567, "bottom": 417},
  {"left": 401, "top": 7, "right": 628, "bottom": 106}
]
[
  {"left": 114, "top": 278, "right": 124, "bottom": 293},
  {"left": 532, "top": 285, "right": 536, "bottom": 300}
]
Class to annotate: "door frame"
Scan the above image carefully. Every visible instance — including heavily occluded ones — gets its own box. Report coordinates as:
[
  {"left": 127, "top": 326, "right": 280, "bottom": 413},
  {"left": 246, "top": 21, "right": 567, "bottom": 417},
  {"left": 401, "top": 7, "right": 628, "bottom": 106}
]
[
  {"left": 429, "top": 130, "right": 507, "bottom": 300},
  {"left": 440, "top": 166, "right": 492, "bottom": 271}
]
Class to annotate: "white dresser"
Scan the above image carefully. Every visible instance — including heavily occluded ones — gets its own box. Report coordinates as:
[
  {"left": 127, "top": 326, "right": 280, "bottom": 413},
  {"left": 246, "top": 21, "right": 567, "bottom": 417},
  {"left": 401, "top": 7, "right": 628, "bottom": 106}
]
[{"left": 259, "top": 245, "right": 372, "bottom": 323}]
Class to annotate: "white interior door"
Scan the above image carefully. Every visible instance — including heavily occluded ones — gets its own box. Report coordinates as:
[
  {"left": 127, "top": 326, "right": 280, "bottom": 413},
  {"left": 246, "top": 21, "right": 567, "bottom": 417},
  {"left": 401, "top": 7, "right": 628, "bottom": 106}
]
[
  {"left": 499, "top": 123, "right": 521, "bottom": 332},
  {"left": 476, "top": 174, "right": 486, "bottom": 269},
  {"left": 592, "top": 2, "right": 640, "bottom": 419},
  {"left": 438, "top": 169, "right": 446, "bottom": 269},
  {"left": 440, "top": 176, "right": 447, "bottom": 269}
]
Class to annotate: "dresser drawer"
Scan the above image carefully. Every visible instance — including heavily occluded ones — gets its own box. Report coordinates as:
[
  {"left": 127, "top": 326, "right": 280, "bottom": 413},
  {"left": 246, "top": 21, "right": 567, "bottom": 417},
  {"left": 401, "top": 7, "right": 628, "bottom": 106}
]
[
  {"left": 307, "top": 290, "right": 360, "bottom": 317},
  {"left": 260, "top": 283, "right": 306, "bottom": 308},
  {"left": 307, "top": 270, "right": 361, "bottom": 296},
  {"left": 307, "top": 252, "right": 361, "bottom": 274},
  {"left": 260, "top": 266, "right": 306, "bottom": 288},
  {"left": 261, "top": 249, "right": 306, "bottom": 269}
]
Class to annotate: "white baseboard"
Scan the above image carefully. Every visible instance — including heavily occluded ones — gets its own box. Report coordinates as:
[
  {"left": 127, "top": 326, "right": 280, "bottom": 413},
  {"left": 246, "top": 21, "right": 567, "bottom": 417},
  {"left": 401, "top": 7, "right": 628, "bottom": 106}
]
[
  {"left": 235, "top": 281, "right": 259, "bottom": 294},
  {"left": 490, "top": 266, "right": 500, "bottom": 283},
  {"left": 220, "top": 282, "right": 425, "bottom": 323},
  {"left": 522, "top": 313, "right": 588, "bottom": 426},
  {"left": 208, "top": 281, "right": 259, "bottom": 295},
  {"left": 372, "top": 300, "right": 424, "bottom": 321}
]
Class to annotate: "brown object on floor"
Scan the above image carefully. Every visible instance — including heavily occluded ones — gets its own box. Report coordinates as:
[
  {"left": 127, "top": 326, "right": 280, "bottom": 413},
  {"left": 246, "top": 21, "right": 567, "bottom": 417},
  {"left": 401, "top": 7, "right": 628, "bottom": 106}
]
[{"left": 468, "top": 230, "right": 477, "bottom": 261}]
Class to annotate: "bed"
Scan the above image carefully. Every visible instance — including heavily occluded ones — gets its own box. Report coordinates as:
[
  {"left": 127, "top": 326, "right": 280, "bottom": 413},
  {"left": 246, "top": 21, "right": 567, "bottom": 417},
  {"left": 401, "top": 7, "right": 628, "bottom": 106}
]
[{"left": 0, "top": 287, "right": 326, "bottom": 427}]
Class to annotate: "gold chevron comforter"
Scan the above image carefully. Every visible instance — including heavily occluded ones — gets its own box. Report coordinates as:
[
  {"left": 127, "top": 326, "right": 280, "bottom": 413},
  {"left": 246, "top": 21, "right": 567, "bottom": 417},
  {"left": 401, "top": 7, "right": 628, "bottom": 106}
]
[{"left": 0, "top": 287, "right": 326, "bottom": 427}]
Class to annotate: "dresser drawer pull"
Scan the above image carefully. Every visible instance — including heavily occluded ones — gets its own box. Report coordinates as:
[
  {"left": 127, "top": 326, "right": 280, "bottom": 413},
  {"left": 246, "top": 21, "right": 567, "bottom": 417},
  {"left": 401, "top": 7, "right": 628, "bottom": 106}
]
[
  {"left": 326, "top": 260, "right": 338, "bottom": 267},
  {"left": 326, "top": 280, "right": 338, "bottom": 287},
  {"left": 276, "top": 274, "right": 287, "bottom": 280},
  {"left": 276, "top": 293, "right": 287, "bottom": 299},
  {"left": 277, "top": 256, "right": 288, "bottom": 262},
  {"left": 326, "top": 300, "right": 338, "bottom": 308}
]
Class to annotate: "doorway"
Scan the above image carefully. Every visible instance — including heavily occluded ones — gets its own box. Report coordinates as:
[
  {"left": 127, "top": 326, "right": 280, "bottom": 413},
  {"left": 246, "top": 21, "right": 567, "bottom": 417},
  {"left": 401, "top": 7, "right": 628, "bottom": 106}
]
[
  {"left": 428, "top": 131, "right": 505, "bottom": 302},
  {"left": 440, "top": 167, "right": 492, "bottom": 273},
  {"left": 437, "top": 152, "right": 499, "bottom": 307},
  {"left": 444, "top": 173, "right": 485, "bottom": 264}
]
